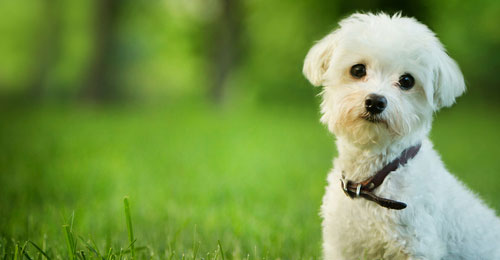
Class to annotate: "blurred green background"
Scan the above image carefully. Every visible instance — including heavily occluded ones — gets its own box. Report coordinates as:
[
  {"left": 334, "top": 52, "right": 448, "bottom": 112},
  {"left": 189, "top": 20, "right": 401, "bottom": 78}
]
[{"left": 0, "top": 0, "right": 499, "bottom": 259}]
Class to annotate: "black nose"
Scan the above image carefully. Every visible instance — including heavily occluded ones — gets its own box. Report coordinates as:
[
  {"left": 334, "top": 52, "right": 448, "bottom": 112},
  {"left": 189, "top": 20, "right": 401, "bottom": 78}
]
[{"left": 365, "top": 94, "right": 387, "bottom": 114}]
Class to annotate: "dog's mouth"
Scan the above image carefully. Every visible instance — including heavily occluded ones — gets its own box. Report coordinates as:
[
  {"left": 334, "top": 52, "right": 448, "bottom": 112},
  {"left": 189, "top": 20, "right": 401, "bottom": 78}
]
[{"left": 361, "top": 113, "right": 384, "bottom": 123}]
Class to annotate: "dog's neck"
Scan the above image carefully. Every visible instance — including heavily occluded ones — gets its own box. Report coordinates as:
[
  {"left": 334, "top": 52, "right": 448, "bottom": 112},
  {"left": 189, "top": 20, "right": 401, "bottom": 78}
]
[{"left": 334, "top": 136, "right": 423, "bottom": 181}]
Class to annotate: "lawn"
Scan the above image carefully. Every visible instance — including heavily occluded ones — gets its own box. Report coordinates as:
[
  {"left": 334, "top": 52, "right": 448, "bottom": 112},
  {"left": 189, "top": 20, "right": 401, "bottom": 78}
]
[{"left": 0, "top": 100, "right": 499, "bottom": 259}]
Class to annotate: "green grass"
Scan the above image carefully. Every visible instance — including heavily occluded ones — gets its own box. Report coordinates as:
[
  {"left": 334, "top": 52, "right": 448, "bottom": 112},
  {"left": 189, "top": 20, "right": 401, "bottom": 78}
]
[{"left": 0, "top": 100, "right": 499, "bottom": 259}]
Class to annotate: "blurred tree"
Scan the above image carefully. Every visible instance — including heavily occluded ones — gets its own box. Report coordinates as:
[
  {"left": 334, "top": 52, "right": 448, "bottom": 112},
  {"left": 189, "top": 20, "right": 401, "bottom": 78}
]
[
  {"left": 25, "top": 0, "right": 62, "bottom": 101},
  {"left": 80, "top": 0, "right": 123, "bottom": 102},
  {"left": 207, "top": 0, "right": 244, "bottom": 104},
  {"left": 0, "top": 0, "right": 498, "bottom": 104}
]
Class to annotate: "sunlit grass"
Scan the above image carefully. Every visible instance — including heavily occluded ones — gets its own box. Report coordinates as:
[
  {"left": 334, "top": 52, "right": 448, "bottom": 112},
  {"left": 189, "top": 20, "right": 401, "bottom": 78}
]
[{"left": 0, "top": 100, "right": 498, "bottom": 259}]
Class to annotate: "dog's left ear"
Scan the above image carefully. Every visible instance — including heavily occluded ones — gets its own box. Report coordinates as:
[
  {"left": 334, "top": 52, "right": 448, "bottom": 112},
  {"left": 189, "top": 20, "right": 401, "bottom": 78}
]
[
  {"left": 430, "top": 49, "right": 466, "bottom": 110},
  {"left": 303, "top": 32, "right": 338, "bottom": 86}
]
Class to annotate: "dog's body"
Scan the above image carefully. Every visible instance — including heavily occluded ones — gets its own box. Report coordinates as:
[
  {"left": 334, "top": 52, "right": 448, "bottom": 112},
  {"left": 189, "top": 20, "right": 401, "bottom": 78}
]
[
  {"left": 322, "top": 138, "right": 500, "bottom": 259},
  {"left": 303, "top": 13, "right": 500, "bottom": 259}
]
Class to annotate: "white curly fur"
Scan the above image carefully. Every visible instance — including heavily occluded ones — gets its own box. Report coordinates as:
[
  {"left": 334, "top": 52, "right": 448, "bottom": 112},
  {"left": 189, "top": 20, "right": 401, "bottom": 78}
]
[{"left": 303, "top": 12, "right": 500, "bottom": 259}]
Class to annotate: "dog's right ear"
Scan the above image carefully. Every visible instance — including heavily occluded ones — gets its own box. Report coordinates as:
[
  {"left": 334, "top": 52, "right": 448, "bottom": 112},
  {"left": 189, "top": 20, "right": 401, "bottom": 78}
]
[{"left": 303, "top": 32, "right": 338, "bottom": 86}]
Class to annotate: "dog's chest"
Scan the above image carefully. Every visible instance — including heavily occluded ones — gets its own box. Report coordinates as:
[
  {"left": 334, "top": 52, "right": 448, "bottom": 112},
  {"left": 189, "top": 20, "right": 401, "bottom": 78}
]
[{"left": 322, "top": 168, "right": 410, "bottom": 259}]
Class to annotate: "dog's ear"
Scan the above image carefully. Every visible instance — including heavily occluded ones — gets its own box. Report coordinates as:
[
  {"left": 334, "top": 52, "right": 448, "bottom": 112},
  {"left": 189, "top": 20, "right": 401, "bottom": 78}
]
[
  {"left": 303, "top": 32, "right": 338, "bottom": 86},
  {"left": 430, "top": 49, "right": 466, "bottom": 110}
]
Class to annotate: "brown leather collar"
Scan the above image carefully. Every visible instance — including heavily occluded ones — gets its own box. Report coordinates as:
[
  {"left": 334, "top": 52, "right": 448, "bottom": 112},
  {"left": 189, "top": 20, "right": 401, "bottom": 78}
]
[{"left": 340, "top": 143, "right": 422, "bottom": 210}]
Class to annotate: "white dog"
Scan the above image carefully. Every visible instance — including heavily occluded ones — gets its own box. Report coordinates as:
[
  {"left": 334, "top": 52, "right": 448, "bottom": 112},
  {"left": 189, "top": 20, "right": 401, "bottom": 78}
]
[{"left": 303, "top": 12, "right": 500, "bottom": 259}]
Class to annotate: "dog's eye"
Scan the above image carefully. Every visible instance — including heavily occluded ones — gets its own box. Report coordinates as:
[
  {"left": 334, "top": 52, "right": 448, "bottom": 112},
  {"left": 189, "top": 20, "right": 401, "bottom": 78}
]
[
  {"left": 350, "top": 64, "right": 366, "bottom": 79},
  {"left": 398, "top": 74, "right": 415, "bottom": 90}
]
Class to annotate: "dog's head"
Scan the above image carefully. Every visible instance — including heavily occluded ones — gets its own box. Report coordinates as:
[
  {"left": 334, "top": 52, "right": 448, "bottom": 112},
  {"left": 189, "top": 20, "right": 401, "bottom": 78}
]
[{"left": 303, "top": 12, "right": 465, "bottom": 147}]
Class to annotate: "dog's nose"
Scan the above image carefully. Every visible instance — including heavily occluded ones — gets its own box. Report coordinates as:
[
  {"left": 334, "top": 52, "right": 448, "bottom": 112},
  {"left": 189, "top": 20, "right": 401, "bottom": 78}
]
[{"left": 365, "top": 94, "right": 387, "bottom": 114}]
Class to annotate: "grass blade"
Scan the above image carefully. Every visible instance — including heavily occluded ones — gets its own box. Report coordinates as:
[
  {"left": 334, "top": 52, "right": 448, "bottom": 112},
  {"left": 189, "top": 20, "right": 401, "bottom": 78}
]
[
  {"left": 23, "top": 251, "right": 33, "bottom": 260},
  {"left": 63, "top": 225, "right": 75, "bottom": 260},
  {"left": 192, "top": 225, "right": 199, "bottom": 260},
  {"left": 123, "top": 196, "right": 135, "bottom": 259},
  {"left": 79, "top": 251, "right": 86, "bottom": 260},
  {"left": 13, "top": 244, "right": 19, "bottom": 260},
  {"left": 69, "top": 211, "right": 75, "bottom": 232},
  {"left": 217, "top": 241, "right": 225, "bottom": 260},
  {"left": 77, "top": 236, "right": 102, "bottom": 259},
  {"left": 20, "top": 241, "right": 29, "bottom": 260},
  {"left": 105, "top": 248, "right": 113, "bottom": 260},
  {"left": 89, "top": 237, "right": 103, "bottom": 259},
  {"left": 28, "top": 241, "right": 51, "bottom": 260}
]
